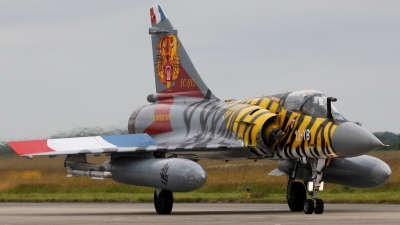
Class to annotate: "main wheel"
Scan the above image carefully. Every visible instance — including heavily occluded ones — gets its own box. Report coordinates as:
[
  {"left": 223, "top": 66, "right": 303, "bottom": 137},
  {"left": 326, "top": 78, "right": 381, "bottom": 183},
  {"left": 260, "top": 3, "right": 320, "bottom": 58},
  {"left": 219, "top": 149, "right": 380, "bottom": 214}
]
[
  {"left": 288, "top": 182, "right": 307, "bottom": 212},
  {"left": 303, "top": 199, "right": 314, "bottom": 214},
  {"left": 154, "top": 190, "right": 173, "bottom": 214},
  {"left": 314, "top": 199, "right": 324, "bottom": 214}
]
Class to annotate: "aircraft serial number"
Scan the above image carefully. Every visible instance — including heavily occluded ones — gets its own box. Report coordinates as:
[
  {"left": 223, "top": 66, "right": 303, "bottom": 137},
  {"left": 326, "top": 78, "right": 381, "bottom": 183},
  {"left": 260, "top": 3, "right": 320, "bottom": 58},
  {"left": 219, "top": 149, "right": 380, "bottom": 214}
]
[{"left": 294, "top": 129, "right": 311, "bottom": 141}]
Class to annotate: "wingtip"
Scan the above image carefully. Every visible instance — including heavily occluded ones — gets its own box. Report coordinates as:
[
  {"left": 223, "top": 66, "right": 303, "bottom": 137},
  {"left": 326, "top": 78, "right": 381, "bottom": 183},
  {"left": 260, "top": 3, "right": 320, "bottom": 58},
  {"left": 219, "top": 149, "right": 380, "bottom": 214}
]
[{"left": 8, "top": 139, "right": 54, "bottom": 156}]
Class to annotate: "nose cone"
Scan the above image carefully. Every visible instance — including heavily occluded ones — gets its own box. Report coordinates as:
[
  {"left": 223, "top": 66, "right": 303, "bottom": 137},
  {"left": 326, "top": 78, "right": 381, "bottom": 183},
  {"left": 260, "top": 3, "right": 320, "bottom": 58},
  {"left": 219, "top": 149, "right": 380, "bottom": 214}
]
[{"left": 332, "top": 122, "right": 384, "bottom": 158}]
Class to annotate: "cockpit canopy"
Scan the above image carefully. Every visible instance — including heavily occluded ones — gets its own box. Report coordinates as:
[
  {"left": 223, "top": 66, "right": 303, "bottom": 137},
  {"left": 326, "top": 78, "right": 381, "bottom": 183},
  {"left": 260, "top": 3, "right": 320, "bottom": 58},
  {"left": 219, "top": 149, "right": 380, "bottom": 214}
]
[{"left": 284, "top": 90, "right": 345, "bottom": 120}]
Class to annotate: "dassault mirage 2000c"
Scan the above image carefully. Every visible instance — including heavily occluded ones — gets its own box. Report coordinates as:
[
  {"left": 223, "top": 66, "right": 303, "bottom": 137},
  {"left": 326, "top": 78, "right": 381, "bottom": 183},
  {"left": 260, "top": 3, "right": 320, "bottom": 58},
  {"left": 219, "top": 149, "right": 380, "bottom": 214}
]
[{"left": 9, "top": 5, "right": 391, "bottom": 215}]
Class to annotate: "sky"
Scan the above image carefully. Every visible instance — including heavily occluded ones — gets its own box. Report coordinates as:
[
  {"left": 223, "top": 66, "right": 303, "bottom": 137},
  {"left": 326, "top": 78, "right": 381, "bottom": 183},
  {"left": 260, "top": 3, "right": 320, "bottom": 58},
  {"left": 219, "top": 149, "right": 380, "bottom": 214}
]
[{"left": 1, "top": 0, "right": 399, "bottom": 141}]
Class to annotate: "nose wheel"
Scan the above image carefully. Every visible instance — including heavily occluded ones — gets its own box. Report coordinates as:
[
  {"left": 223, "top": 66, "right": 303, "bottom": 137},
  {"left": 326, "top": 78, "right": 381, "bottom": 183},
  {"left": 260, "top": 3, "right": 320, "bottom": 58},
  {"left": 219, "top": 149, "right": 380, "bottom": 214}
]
[
  {"left": 303, "top": 199, "right": 314, "bottom": 214},
  {"left": 304, "top": 198, "right": 324, "bottom": 214},
  {"left": 314, "top": 199, "right": 324, "bottom": 214}
]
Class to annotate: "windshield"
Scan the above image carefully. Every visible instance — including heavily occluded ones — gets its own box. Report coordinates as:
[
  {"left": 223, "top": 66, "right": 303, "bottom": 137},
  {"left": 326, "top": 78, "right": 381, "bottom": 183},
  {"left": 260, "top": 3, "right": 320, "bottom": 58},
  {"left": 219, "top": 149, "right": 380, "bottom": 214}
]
[{"left": 284, "top": 90, "right": 345, "bottom": 120}]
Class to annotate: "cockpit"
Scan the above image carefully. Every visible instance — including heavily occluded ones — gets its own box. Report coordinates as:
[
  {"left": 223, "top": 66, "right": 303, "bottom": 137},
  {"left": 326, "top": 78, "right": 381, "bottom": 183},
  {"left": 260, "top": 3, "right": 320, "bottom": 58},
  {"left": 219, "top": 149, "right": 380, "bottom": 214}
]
[{"left": 283, "top": 90, "right": 346, "bottom": 121}]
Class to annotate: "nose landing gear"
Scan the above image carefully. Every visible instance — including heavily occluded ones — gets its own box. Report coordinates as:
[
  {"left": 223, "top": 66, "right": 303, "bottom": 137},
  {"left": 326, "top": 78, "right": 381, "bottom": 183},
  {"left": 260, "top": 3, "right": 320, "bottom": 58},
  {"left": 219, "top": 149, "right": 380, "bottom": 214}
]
[
  {"left": 303, "top": 158, "right": 326, "bottom": 214},
  {"left": 286, "top": 158, "right": 326, "bottom": 214}
]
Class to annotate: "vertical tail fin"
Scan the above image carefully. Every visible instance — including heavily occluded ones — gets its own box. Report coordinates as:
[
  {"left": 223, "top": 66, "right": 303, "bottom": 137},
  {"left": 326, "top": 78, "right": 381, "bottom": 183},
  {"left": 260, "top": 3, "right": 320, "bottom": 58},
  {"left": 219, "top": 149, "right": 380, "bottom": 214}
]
[{"left": 149, "top": 5, "right": 217, "bottom": 100}]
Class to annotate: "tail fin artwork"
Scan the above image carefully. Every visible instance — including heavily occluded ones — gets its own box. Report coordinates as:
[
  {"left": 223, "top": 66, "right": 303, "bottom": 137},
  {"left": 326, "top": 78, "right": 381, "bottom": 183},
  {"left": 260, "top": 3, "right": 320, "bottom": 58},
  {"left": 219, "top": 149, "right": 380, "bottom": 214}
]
[{"left": 149, "top": 5, "right": 217, "bottom": 100}]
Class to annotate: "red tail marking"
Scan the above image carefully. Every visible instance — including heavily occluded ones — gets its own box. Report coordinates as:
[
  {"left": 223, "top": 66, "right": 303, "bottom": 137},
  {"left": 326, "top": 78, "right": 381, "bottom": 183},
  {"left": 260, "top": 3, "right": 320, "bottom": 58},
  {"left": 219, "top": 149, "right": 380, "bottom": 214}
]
[{"left": 160, "top": 65, "right": 205, "bottom": 98}]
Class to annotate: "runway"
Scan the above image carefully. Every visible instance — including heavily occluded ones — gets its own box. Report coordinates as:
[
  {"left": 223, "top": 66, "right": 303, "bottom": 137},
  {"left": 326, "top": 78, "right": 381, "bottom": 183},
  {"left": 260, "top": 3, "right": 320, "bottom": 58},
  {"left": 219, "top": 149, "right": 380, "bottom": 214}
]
[{"left": 1, "top": 203, "right": 399, "bottom": 225}]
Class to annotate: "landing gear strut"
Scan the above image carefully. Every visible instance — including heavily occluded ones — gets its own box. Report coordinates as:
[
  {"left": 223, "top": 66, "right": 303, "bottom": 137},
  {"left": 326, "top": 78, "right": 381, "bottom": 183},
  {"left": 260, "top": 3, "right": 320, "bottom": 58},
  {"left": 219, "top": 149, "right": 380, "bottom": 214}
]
[
  {"left": 303, "top": 158, "right": 326, "bottom": 214},
  {"left": 286, "top": 160, "right": 306, "bottom": 212},
  {"left": 154, "top": 189, "right": 174, "bottom": 214}
]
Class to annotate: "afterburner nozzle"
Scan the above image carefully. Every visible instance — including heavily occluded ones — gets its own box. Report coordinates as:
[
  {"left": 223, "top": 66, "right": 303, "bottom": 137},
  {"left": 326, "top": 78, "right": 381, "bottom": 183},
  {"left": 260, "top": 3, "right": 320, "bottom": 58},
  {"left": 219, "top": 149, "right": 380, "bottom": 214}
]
[{"left": 332, "top": 122, "right": 384, "bottom": 158}]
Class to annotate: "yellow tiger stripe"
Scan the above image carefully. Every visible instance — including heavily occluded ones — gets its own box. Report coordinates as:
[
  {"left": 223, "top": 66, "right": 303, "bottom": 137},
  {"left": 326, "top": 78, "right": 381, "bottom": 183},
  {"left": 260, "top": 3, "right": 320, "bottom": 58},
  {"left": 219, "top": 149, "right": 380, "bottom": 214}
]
[
  {"left": 268, "top": 101, "right": 280, "bottom": 113},
  {"left": 250, "top": 98, "right": 262, "bottom": 105},
  {"left": 225, "top": 104, "right": 257, "bottom": 136},
  {"left": 223, "top": 102, "right": 278, "bottom": 149},
  {"left": 258, "top": 98, "right": 271, "bottom": 108}
]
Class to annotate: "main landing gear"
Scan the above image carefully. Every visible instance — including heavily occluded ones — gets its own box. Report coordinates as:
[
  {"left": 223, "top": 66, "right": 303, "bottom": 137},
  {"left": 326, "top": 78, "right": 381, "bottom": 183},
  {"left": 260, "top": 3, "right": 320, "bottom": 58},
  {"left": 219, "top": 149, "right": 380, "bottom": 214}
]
[
  {"left": 286, "top": 160, "right": 306, "bottom": 211},
  {"left": 154, "top": 189, "right": 174, "bottom": 214},
  {"left": 286, "top": 158, "right": 326, "bottom": 214},
  {"left": 152, "top": 154, "right": 174, "bottom": 215}
]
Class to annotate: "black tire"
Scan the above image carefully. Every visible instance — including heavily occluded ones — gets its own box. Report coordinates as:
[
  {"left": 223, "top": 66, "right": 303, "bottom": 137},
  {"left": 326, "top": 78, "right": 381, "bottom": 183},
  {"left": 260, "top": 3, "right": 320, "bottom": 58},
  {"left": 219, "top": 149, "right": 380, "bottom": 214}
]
[
  {"left": 314, "top": 199, "right": 324, "bottom": 214},
  {"left": 154, "top": 190, "right": 173, "bottom": 214},
  {"left": 303, "top": 199, "right": 314, "bottom": 214},
  {"left": 288, "top": 182, "right": 307, "bottom": 212}
]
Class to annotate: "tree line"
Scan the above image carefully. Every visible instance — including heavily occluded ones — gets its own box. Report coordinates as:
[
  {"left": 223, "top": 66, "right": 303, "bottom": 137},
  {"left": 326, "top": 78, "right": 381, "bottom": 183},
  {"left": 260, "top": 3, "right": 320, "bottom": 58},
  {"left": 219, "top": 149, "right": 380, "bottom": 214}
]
[{"left": 373, "top": 131, "right": 400, "bottom": 150}]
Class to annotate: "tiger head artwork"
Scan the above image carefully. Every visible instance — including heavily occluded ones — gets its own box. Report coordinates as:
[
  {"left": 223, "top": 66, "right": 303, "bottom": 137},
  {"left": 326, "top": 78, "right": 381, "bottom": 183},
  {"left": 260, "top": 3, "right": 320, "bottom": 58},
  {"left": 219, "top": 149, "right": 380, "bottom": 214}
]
[{"left": 156, "top": 35, "right": 180, "bottom": 89}]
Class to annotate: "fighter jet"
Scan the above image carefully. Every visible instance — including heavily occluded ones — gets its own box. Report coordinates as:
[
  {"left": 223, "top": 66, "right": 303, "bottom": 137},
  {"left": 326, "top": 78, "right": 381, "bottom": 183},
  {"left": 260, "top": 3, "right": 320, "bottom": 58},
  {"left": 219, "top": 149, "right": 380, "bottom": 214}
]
[{"left": 8, "top": 5, "right": 391, "bottom": 215}]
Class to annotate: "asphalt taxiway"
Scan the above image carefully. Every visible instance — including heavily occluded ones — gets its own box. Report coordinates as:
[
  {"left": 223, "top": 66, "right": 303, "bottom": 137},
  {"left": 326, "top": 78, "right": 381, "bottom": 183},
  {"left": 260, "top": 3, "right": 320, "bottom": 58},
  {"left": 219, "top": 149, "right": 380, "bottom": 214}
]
[{"left": 1, "top": 203, "right": 399, "bottom": 225}]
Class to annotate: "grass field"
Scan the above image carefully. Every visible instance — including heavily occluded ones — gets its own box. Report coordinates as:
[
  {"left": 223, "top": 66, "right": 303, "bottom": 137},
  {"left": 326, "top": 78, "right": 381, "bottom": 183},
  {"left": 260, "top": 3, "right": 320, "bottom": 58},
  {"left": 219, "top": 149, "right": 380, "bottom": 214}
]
[{"left": 0, "top": 151, "right": 399, "bottom": 203}]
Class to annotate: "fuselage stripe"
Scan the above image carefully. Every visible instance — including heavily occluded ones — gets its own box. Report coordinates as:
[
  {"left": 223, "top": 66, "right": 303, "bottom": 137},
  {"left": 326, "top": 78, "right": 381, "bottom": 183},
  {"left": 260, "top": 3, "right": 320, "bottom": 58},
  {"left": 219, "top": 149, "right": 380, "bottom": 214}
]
[{"left": 266, "top": 99, "right": 274, "bottom": 110}]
